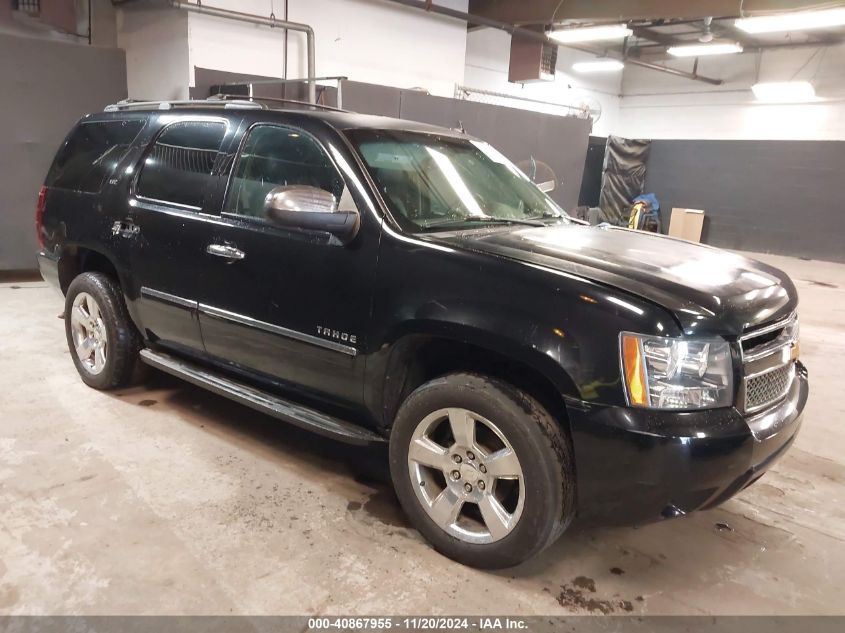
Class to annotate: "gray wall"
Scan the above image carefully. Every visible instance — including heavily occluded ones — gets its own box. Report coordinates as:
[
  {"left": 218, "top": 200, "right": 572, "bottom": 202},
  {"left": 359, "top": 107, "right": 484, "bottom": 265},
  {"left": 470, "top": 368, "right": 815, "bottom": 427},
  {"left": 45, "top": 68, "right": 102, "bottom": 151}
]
[
  {"left": 0, "top": 34, "right": 127, "bottom": 271},
  {"left": 645, "top": 139, "right": 845, "bottom": 263},
  {"left": 342, "top": 81, "right": 402, "bottom": 118}
]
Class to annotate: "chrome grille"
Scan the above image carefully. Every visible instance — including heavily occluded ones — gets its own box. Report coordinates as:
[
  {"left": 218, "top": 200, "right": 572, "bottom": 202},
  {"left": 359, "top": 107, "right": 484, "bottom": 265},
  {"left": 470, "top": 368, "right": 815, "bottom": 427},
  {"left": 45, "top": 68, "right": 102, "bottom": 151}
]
[
  {"left": 745, "top": 364, "right": 794, "bottom": 412},
  {"left": 739, "top": 313, "right": 798, "bottom": 414}
]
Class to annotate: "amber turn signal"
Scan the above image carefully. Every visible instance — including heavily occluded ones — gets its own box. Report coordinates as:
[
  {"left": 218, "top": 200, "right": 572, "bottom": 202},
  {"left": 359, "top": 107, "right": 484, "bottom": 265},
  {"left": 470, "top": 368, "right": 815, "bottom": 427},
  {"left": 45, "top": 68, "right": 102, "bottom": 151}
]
[{"left": 621, "top": 334, "right": 649, "bottom": 406}]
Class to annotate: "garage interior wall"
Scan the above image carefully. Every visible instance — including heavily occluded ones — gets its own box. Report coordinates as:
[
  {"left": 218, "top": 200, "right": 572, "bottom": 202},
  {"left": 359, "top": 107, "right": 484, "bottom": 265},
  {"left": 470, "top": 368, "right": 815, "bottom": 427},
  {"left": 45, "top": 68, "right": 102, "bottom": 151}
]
[
  {"left": 463, "top": 27, "right": 622, "bottom": 138},
  {"left": 615, "top": 42, "right": 845, "bottom": 263},
  {"left": 645, "top": 139, "right": 845, "bottom": 263},
  {"left": 117, "top": 5, "right": 190, "bottom": 101},
  {"left": 617, "top": 42, "right": 845, "bottom": 141},
  {"left": 0, "top": 33, "right": 128, "bottom": 271},
  {"left": 116, "top": 0, "right": 469, "bottom": 101}
]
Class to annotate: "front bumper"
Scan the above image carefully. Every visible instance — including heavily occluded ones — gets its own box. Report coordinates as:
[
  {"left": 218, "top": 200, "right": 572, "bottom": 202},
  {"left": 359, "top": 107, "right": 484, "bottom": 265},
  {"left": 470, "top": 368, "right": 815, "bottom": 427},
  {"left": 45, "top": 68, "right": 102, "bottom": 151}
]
[{"left": 568, "top": 362, "right": 808, "bottom": 525}]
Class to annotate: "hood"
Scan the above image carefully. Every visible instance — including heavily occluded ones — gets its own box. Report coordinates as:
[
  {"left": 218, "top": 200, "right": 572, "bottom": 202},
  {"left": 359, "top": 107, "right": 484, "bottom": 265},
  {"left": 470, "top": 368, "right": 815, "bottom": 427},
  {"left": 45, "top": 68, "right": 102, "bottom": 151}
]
[{"left": 427, "top": 223, "right": 797, "bottom": 336}]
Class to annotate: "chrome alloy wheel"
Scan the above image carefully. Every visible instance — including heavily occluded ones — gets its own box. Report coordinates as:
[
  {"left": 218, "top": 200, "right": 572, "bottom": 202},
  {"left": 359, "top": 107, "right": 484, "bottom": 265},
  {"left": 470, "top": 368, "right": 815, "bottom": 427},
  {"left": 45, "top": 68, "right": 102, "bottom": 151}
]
[
  {"left": 407, "top": 407, "right": 525, "bottom": 544},
  {"left": 70, "top": 292, "right": 108, "bottom": 375}
]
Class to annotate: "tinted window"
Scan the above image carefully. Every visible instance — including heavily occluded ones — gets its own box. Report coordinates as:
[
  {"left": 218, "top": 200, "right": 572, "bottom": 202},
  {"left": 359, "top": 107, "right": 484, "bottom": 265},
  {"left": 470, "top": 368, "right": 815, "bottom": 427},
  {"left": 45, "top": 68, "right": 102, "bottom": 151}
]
[
  {"left": 137, "top": 120, "right": 226, "bottom": 208},
  {"left": 46, "top": 120, "right": 144, "bottom": 193},
  {"left": 225, "top": 125, "right": 344, "bottom": 219}
]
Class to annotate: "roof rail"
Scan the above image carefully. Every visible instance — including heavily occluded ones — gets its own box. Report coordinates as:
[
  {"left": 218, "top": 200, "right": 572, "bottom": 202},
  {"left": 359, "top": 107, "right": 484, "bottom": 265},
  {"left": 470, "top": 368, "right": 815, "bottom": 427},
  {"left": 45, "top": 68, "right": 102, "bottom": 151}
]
[
  {"left": 103, "top": 98, "right": 265, "bottom": 112},
  {"left": 210, "top": 93, "right": 348, "bottom": 112}
]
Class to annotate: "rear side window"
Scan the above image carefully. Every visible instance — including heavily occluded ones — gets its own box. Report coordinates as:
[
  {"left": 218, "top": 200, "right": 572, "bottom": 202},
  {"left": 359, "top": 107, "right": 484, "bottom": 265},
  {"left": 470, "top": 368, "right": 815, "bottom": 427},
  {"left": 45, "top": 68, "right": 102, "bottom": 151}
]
[
  {"left": 46, "top": 119, "right": 145, "bottom": 193},
  {"left": 136, "top": 120, "right": 226, "bottom": 208}
]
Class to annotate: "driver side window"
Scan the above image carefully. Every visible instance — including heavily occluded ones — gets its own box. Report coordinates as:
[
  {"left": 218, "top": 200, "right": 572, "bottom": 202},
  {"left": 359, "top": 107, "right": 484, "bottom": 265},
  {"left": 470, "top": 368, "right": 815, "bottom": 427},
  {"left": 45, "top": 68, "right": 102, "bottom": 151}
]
[{"left": 225, "top": 125, "right": 345, "bottom": 219}]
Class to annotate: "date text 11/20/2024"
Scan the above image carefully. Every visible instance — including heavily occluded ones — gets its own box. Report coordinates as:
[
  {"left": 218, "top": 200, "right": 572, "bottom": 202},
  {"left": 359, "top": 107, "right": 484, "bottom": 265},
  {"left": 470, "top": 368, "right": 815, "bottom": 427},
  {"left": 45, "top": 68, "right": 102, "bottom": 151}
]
[{"left": 307, "top": 617, "right": 528, "bottom": 630}]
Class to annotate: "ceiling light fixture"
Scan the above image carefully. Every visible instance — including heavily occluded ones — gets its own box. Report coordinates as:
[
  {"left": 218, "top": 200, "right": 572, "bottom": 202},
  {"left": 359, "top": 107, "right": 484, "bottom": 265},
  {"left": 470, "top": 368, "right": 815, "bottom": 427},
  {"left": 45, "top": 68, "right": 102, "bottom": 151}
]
[
  {"left": 549, "top": 24, "right": 633, "bottom": 43},
  {"left": 572, "top": 60, "right": 625, "bottom": 73},
  {"left": 735, "top": 8, "right": 845, "bottom": 33},
  {"left": 751, "top": 81, "right": 816, "bottom": 102},
  {"left": 667, "top": 42, "right": 743, "bottom": 57}
]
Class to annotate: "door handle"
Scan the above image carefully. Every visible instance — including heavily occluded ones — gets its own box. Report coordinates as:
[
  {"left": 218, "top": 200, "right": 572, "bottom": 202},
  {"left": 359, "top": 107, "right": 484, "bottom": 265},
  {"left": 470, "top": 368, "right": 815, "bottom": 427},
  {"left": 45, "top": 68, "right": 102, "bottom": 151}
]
[{"left": 206, "top": 243, "right": 245, "bottom": 261}]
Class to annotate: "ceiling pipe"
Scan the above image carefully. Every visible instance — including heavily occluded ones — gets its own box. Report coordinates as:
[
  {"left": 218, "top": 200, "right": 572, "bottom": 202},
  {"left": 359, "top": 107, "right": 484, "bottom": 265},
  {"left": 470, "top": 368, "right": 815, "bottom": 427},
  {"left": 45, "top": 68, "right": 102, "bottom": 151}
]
[
  {"left": 382, "top": 0, "right": 723, "bottom": 85},
  {"left": 168, "top": 0, "right": 317, "bottom": 103}
]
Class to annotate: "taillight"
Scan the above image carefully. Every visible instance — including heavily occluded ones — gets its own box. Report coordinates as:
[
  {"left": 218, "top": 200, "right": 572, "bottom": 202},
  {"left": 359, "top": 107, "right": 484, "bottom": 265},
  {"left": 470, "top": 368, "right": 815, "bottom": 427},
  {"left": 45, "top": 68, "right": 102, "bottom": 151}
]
[{"left": 35, "top": 185, "right": 47, "bottom": 249}]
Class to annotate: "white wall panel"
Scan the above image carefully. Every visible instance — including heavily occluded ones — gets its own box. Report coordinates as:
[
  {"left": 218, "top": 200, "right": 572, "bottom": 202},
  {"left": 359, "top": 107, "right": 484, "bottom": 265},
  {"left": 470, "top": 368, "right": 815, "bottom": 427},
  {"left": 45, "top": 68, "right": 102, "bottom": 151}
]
[
  {"left": 186, "top": 0, "right": 469, "bottom": 97},
  {"left": 617, "top": 43, "right": 845, "bottom": 140},
  {"left": 117, "top": 7, "right": 190, "bottom": 101},
  {"left": 463, "top": 28, "right": 622, "bottom": 137}
]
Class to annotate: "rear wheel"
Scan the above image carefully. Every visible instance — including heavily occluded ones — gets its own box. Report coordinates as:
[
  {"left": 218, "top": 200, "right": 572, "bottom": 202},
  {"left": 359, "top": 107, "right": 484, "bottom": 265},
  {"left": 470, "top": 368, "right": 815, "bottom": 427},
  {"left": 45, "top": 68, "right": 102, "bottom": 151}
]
[
  {"left": 65, "top": 272, "right": 142, "bottom": 390},
  {"left": 389, "top": 372, "right": 575, "bottom": 568}
]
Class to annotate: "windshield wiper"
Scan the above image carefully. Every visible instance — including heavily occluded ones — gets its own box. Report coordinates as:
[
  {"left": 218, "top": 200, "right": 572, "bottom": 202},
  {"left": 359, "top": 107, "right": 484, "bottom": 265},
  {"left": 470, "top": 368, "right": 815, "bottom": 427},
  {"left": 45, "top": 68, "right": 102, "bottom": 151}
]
[
  {"left": 423, "top": 215, "right": 545, "bottom": 229},
  {"left": 528, "top": 211, "right": 569, "bottom": 222}
]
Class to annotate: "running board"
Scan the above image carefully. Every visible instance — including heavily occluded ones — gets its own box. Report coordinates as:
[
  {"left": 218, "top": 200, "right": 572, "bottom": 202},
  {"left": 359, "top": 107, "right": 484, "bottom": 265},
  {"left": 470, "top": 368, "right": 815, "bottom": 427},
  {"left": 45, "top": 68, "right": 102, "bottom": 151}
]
[{"left": 139, "top": 349, "right": 385, "bottom": 446}]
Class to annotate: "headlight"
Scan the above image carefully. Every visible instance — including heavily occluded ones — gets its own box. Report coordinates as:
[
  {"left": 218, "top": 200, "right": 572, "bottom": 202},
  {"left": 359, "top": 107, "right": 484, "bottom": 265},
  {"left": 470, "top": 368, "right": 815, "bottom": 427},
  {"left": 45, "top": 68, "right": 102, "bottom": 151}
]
[{"left": 620, "top": 333, "right": 734, "bottom": 409}]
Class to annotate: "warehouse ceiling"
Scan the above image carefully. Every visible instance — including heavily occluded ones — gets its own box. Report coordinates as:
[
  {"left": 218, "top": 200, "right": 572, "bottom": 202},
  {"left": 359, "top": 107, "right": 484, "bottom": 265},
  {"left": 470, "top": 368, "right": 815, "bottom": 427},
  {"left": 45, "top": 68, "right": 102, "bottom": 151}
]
[
  {"left": 466, "top": 0, "right": 845, "bottom": 58},
  {"left": 467, "top": 0, "right": 841, "bottom": 24}
]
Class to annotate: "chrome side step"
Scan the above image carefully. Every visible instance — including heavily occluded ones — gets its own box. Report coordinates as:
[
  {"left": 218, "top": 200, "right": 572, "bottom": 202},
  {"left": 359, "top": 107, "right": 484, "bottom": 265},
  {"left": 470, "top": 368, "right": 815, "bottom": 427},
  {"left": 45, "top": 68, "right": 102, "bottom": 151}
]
[{"left": 139, "top": 349, "right": 385, "bottom": 446}]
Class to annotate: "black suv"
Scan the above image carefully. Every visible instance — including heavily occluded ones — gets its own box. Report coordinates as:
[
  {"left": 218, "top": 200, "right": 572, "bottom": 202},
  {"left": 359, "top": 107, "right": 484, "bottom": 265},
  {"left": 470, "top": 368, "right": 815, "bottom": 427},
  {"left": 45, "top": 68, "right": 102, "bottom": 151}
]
[{"left": 36, "top": 98, "right": 808, "bottom": 568}]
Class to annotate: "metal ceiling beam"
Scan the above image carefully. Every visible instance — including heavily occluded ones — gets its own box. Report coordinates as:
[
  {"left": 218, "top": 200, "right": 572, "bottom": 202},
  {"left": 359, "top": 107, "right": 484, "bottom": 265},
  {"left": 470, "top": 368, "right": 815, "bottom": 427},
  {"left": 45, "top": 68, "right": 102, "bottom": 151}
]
[
  {"left": 466, "top": 0, "right": 844, "bottom": 24},
  {"left": 630, "top": 25, "right": 685, "bottom": 47},
  {"left": 467, "top": 0, "right": 737, "bottom": 24},
  {"left": 716, "top": 21, "right": 772, "bottom": 49},
  {"left": 383, "top": 0, "right": 723, "bottom": 85},
  {"left": 719, "top": 20, "right": 841, "bottom": 49},
  {"left": 743, "top": 38, "right": 843, "bottom": 51},
  {"left": 631, "top": 19, "right": 843, "bottom": 58}
]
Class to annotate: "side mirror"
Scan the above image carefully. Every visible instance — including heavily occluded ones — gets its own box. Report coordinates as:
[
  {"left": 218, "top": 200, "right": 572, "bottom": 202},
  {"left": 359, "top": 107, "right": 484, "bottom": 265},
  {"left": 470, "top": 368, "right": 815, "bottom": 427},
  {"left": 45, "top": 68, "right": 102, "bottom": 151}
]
[
  {"left": 537, "top": 180, "right": 556, "bottom": 193},
  {"left": 263, "top": 185, "right": 360, "bottom": 244}
]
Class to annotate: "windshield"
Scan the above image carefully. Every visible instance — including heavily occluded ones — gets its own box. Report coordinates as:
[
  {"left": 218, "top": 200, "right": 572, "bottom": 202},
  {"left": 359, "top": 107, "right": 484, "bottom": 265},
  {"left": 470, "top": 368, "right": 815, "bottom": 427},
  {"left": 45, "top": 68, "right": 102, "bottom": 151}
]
[{"left": 347, "top": 130, "right": 569, "bottom": 232}]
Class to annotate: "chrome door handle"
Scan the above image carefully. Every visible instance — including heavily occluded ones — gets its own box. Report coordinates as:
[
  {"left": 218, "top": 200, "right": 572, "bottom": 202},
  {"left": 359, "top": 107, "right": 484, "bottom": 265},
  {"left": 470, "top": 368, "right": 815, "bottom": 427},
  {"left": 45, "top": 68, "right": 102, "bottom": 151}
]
[{"left": 206, "top": 244, "right": 245, "bottom": 261}]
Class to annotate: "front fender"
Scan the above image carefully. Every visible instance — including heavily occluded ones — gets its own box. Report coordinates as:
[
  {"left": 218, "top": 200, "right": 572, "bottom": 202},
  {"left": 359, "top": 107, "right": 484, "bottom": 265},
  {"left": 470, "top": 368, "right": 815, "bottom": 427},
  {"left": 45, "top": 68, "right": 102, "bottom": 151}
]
[
  {"left": 367, "top": 231, "right": 682, "bottom": 421},
  {"left": 377, "top": 317, "right": 582, "bottom": 399}
]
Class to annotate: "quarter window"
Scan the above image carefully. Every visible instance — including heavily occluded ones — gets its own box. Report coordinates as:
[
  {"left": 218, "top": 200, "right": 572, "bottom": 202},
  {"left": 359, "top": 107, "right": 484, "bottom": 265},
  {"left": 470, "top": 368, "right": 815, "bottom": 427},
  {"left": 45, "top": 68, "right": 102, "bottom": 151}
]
[
  {"left": 136, "top": 120, "right": 226, "bottom": 208},
  {"left": 225, "top": 125, "right": 345, "bottom": 219},
  {"left": 46, "top": 120, "right": 145, "bottom": 193}
]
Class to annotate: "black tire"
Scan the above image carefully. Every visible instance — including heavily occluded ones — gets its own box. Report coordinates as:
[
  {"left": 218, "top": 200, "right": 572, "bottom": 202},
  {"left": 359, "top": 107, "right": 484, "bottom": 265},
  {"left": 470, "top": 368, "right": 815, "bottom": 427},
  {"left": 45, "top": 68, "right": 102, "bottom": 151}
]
[
  {"left": 65, "top": 272, "right": 142, "bottom": 390},
  {"left": 389, "top": 372, "right": 576, "bottom": 569}
]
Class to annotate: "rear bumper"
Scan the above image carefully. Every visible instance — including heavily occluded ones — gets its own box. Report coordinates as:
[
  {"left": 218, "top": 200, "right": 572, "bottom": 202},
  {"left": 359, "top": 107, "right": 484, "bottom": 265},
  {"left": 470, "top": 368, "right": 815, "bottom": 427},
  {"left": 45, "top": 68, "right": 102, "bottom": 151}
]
[
  {"left": 568, "top": 362, "right": 808, "bottom": 525},
  {"left": 36, "top": 250, "right": 62, "bottom": 295}
]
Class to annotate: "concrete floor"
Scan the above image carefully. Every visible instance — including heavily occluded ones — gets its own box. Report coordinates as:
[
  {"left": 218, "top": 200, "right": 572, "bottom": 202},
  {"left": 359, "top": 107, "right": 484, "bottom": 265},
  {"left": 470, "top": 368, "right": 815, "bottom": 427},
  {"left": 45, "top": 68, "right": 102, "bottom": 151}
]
[{"left": 0, "top": 252, "right": 843, "bottom": 616}]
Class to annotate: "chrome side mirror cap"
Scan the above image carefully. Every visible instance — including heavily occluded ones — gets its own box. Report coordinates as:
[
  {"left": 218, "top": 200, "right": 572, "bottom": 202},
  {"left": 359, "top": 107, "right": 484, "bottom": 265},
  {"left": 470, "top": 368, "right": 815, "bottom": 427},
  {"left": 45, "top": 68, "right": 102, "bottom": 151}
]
[{"left": 263, "top": 185, "right": 360, "bottom": 244}]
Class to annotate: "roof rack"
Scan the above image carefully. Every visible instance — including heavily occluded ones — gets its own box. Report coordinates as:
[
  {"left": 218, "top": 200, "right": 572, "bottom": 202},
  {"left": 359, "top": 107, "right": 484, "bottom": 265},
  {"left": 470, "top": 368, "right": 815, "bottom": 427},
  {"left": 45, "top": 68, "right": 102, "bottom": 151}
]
[
  {"left": 103, "top": 94, "right": 347, "bottom": 114},
  {"left": 103, "top": 98, "right": 265, "bottom": 112},
  {"left": 210, "top": 93, "right": 347, "bottom": 112}
]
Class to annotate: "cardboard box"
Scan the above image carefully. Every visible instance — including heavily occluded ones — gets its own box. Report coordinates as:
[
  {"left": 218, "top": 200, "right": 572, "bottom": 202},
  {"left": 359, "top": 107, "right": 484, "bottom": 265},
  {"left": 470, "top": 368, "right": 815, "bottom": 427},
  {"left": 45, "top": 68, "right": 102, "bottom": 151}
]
[{"left": 668, "top": 208, "right": 705, "bottom": 242}]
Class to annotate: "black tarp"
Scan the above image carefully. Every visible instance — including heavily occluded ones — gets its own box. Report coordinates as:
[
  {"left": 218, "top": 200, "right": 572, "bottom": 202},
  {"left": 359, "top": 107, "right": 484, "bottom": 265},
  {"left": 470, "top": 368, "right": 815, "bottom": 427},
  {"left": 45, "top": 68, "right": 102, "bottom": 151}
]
[
  {"left": 577, "top": 135, "right": 607, "bottom": 208},
  {"left": 599, "top": 135, "right": 651, "bottom": 225}
]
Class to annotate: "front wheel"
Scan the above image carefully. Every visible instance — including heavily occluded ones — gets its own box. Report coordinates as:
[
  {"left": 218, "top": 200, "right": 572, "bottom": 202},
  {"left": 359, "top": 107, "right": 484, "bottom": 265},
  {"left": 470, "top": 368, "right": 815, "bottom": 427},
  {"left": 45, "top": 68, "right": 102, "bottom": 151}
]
[{"left": 389, "top": 372, "right": 575, "bottom": 568}]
